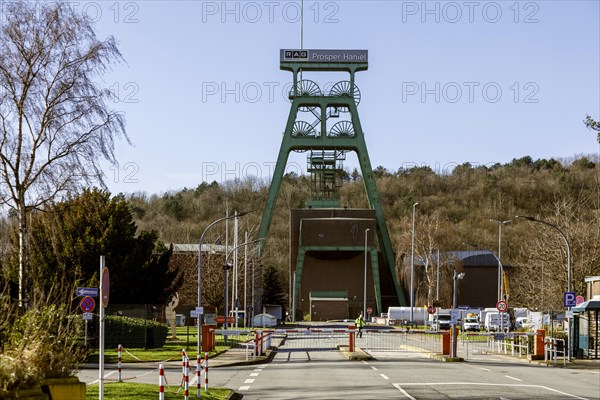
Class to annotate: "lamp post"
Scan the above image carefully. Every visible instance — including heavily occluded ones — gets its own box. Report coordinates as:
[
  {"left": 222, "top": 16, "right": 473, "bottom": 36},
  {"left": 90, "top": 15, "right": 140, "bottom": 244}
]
[
  {"left": 515, "top": 215, "right": 572, "bottom": 361},
  {"left": 364, "top": 228, "right": 370, "bottom": 321},
  {"left": 410, "top": 202, "right": 419, "bottom": 322},
  {"left": 489, "top": 219, "right": 512, "bottom": 301},
  {"left": 223, "top": 237, "right": 264, "bottom": 328},
  {"left": 451, "top": 270, "right": 465, "bottom": 358},
  {"left": 197, "top": 210, "right": 251, "bottom": 355}
]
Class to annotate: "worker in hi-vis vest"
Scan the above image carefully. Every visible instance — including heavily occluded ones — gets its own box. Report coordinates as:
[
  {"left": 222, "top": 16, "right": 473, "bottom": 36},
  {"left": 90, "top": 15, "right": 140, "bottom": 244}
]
[{"left": 355, "top": 312, "right": 365, "bottom": 338}]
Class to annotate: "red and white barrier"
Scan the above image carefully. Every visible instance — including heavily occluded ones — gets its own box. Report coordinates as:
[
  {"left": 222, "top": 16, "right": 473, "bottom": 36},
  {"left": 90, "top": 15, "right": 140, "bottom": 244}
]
[
  {"left": 183, "top": 356, "right": 189, "bottom": 400},
  {"left": 158, "top": 364, "right": 165, "bottom": 400},
  {"left": 117, "top": 344, "right": 123, "bottom": 382}
]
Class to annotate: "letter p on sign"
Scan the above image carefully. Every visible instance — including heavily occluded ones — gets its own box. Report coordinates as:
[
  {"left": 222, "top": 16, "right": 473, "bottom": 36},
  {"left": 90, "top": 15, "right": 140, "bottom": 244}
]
[{"left": 563, "top": 292, "right": 576, "bottom": 307}]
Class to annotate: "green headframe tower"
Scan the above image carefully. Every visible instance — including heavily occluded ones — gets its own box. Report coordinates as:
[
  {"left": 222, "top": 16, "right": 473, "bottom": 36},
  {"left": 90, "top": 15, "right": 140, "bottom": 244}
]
[{"left": 258, "top": 49, "right": 406, "bottom": 320}]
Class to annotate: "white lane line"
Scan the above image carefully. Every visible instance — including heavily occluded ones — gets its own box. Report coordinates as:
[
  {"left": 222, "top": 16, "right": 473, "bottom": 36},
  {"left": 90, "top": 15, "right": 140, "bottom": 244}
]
[
  {"left": 362, "top": 361, "right": 369, "bottom": 365},
  {"left": 391, "top": 382, "right": 589, "bottom": 400},
  {"left": 239, "top": 386, "right": 250, "bottom": 391},
  {"left": 480, "top": 367, "right": 492, "bottom": 372},
  {"left": 380, "top": 374, "right": 390, "bottom": 380},
  {"left": 244, "top": 379, "right": 255, "bottom": 384},
  {"left": 371, "top": 366, "right": 378, "bottom": 371},
  {"left": 393, "top": 384, "right": 417, "bottom": 400},
  {"left": 505, "top": 375, "right": 522, "bottom": 382},
  {"left": 249, "top": 372, "right": 259, "bottom": 377}
]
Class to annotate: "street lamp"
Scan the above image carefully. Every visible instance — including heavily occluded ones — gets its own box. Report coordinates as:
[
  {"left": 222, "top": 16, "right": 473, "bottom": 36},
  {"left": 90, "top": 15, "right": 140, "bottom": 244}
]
[
  {"left": 515, "top": 215, "right": 572, "bottom": 361},
  {"left": 489, "top": 219, "right": 512, "bottom": 301},
  {"left": 451, "top": 270, "right": 465, "bottom": 359},
  {"left": 223, "top": 237, "right": 264, "bottom": 329},
  {"left": 364, "top": 228, "right": 370, "bottom": 321},
  {"left": 410, "top": 202, "right": 419, "bottom": 322},
  {"left": 197, "top": 210, "right": 252, "bottom": 356}
]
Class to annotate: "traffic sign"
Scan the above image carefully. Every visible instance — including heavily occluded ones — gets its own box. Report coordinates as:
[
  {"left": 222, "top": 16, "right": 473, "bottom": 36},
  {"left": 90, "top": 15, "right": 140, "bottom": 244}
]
[
  {"left": 427, "top": 305, "right": 436, "bottom": 314},
  {"left": 215, "top": 316, "right": 235, "bottom": 323},
  {"left": 82, "top": 312, "right": 93, "bottom": 320},
  {"left": 195, "top": 306, "right": 204, "bottom": 314},
  {"left": 76, "top": 287, "right": 99, "bottom": 297},
  {"left": 367, "top": 307, "right": 373, "bottom": 315},
  {"left": 563, "top": 291, "right": 576, "bottom": 307},
  {"left": 496, "top": 300, "right": 508, "bottom": 312},
  {"left": 80, "top": 296, "right": 95, "bottom": 313},
  {"left": 575, "top": 295, "right": 585, "bottom": 306},
  {"left": 101, "top": 267, "right": 110, "bottom": 307}
]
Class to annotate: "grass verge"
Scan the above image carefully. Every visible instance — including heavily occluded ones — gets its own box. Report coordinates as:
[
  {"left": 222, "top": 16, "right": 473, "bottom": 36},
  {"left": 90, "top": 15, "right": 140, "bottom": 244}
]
[{"left": 87, "top": 382, "right": 233, "bottom": 399}]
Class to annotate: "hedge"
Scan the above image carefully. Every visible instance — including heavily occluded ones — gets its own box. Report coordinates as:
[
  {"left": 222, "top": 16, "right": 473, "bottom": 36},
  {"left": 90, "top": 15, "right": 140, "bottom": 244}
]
[{"left": 103, "top": 316, "right": 168, "bottom": 348}]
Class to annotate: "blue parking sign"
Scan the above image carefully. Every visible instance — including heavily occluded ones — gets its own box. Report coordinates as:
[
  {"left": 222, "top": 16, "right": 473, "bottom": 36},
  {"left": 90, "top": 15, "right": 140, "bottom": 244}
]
[{"left": 563, "top": 292, "right": 577, "bottom": 307}]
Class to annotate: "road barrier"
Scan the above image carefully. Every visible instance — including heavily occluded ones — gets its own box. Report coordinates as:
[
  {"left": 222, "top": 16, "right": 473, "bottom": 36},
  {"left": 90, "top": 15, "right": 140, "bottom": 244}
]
[
  {"left": 365, "top": 329, "right": 441, "bottom": 353},
  {"left": 544, "top": 337, "right": 566, "bottom": 366}
]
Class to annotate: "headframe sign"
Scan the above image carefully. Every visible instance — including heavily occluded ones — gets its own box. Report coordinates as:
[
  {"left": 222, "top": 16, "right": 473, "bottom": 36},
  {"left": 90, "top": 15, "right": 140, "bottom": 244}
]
[{"left": 281, "top": 49, "right": 368, "bottom": 63}]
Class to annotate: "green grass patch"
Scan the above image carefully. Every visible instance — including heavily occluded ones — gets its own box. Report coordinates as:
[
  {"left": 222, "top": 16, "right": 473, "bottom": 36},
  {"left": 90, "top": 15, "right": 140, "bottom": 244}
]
[
  {"left": 87, "top": 343, "right": 229, "bottom": 363},
  {"left": 87, "top": 382, "right": 232, "bottom": 399}
]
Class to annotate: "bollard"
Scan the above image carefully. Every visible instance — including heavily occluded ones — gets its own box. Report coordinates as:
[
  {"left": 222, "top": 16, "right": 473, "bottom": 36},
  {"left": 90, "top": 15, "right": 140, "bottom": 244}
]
[
  {"left": 534, "top": 329, "right": 546, "bottom": 357},
  {"left": 204, "top": 352, "right": 209, "bottom": 392},
  {"left": 117, "top": 344, "right": 123, "bottom": 383},
  {"left": 196, "top": 354, "right": 201, "bottom": 398},
  {"left": 158, "top": 364, "right": 165, "bottom": 400},
  {"left": 183, "top": 356, "right": 189, "bottom": 400},
  {"left": 348, "top": 326, "right": 355, "bottom": 352}
]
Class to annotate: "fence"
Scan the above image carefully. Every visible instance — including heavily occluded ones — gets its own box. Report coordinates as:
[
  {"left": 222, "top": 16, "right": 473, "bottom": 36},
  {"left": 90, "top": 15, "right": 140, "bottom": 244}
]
[
  {"left": 364, "top": 329, "right": 441, "bottom": 353},
  {"left": 544, "top": 337, "right": 566, "bottom": 366}
]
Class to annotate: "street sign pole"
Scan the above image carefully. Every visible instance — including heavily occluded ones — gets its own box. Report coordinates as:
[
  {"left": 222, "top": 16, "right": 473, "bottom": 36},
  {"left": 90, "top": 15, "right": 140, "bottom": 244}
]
[{"left": 99, "top": 255, "right": 105, "bottom": 400}]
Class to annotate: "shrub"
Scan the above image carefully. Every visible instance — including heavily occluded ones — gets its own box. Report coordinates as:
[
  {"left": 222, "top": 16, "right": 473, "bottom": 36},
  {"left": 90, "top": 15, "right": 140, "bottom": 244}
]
[
  {"left": 104, "top": 316, "right": 168, "bottom": 348},
  {"left": 0, "top": 304, "right": 88, "bottom": 391}
]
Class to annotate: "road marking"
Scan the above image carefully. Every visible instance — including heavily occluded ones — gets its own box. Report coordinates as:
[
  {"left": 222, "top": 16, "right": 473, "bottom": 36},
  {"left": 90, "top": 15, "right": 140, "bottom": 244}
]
[
  {"left": 391, "top": 382, "right": 589, "bottom": 400},
  {"left": 250, "top": 372, "right": 259, "bottom": 377},
  {"left": 480, "top": 367, "right": 492, "bottom": 372},
  {"left": 371, "top": 366, "right": 378, "bottom": 371},
  {"left": 253, "top": 368, "right": 263, "bottom": 371},
  {"left": 238, "top": 386, "right": 250, "bottom": 391},
  {"left": 244, "top": 379, "right": 255, "bottom": 384},
  {"left": 393, "top": 384, "right": 417, "bottom": 400},
  {"left": 380, "top": 374, "right": 389, "bottom": 380},
  {"left": 362, "top": 361, "right": 369, "bottom": 365},
  {"left": 505, "top": 375, "right": 522, "bottom": 382}
]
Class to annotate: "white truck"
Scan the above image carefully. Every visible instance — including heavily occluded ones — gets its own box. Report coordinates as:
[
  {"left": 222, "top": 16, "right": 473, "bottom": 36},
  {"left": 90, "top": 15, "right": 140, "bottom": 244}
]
[
  {"left": 463, "top": 313, "right": 481, "bottom": 331},
  {"left": 484, "top": 312, "right": 510, "bottom": 331}
]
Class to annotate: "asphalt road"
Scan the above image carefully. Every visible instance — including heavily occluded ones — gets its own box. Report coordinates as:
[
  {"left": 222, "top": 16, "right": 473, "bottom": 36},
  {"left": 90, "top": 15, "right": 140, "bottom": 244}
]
[{"left": 78, "top": 336, "right": 600, "bottom": 399}]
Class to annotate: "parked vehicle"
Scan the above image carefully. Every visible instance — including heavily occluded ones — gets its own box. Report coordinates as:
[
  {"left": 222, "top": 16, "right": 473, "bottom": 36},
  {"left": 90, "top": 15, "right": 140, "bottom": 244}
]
[
  {"left": 431, "top": 310, "right": 452, "bottom": 330},
  {"left": 484, "top": 312, "right": 510, "bottom": 331},
  {"left": 463, "top": 313, "right": 481, "bottom": 331}
]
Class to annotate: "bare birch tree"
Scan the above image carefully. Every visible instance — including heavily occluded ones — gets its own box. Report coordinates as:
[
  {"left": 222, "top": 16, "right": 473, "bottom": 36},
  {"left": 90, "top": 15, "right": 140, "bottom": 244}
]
[{"left": 0, "top": 1, "right": 128, "bottom": 307}]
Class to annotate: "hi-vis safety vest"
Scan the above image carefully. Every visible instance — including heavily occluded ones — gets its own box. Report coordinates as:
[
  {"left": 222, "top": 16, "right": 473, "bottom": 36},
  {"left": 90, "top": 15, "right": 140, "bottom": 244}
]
[{"left": 356, "top": 317, "right": 365, "bottom": 328}]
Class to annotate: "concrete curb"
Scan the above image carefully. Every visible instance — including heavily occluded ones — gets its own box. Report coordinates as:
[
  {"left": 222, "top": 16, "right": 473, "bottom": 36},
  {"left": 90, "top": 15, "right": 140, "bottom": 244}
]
[
  {"left": 430, "top": 353, "right": 465, "bottom": 362},
  {"left": 339, "top": 346, "right": 373, "bottom": 361}
]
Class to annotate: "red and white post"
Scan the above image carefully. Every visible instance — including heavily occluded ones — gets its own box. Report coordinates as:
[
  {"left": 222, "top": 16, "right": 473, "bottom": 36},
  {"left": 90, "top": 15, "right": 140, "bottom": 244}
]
[
  {"left": 183, "top": 356, "right": 189, "bottom": 400},
  {"left": 196, "top": 354, "right": 201, "bottom": 398},
  {"left": 204, "top": 352, "right": 209, "bottom": 393},
  {"left": 158, "top": 364, "right": 165, "bottom": 400},
  {"left": 117, "top": 344, "right": 123, "bottom": 383}
]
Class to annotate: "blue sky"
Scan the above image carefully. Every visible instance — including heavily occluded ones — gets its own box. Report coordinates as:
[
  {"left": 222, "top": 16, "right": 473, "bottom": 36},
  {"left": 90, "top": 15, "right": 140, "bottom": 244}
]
[{"left": 87, "top": 0, "right": 600, "bottom": 195}]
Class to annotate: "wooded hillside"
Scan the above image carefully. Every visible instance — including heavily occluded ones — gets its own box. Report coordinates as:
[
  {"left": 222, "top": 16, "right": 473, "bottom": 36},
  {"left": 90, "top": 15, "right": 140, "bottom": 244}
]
[{"left": 124, "top": 155, "right": 599, "bottom": 311}]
